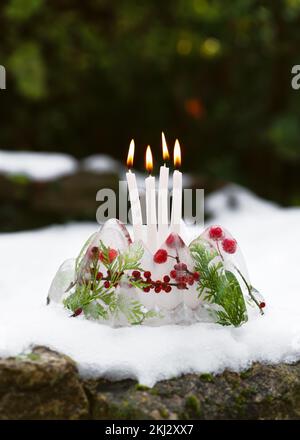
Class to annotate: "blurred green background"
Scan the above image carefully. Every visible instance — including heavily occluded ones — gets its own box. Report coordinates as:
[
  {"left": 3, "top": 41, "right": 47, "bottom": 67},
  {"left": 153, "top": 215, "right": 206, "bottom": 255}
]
[{"left": 1, "top": 0, "right": 300, "bottom": 207}]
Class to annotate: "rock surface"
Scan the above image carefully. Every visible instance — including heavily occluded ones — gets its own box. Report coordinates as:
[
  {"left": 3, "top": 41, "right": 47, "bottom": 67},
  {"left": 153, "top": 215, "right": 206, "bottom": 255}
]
[{"left": 1, "top": 346, "right": 300, "bottom": 420}]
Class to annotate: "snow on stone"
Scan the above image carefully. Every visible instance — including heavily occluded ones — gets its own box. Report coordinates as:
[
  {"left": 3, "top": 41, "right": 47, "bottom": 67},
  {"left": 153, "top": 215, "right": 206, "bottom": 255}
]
[
  {"left": 82, "top": 154, "right": 122, "bottom": 175},
  {"left": 0, "top": 185, "right": 300, "bottom": 386},
  {"left": 0, "top": 150, "right": 78, "bottom": 181}
]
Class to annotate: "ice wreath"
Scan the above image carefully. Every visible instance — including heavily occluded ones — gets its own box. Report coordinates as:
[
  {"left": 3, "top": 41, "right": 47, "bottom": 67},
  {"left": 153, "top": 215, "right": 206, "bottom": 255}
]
[{"left": 47, "top": 219, "right": 265, "bottom": 327}]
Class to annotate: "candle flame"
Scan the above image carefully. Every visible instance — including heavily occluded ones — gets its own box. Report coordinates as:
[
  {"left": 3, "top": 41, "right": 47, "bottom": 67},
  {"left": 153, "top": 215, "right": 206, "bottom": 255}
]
[
  {"left": 127, "top": 139, "right": 135, "bottom": 169},
  {"left": 162, "top": 132, "right": 170, "bottom": 162},
  {"left": 173, "top": 139, "right": 181, "bottom": 168},
  {"left": 145, "top": 145, "right": 153, "bottom": 174}
]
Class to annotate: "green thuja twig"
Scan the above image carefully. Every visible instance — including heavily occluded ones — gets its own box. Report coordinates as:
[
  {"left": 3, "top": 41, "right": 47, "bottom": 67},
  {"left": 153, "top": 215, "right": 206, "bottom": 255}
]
[
  {"left": 190, "top": 242, "right": 248, "bottom": 327},
  {"left": 64, "top": 240, "right": 156, "bottom": 324}
]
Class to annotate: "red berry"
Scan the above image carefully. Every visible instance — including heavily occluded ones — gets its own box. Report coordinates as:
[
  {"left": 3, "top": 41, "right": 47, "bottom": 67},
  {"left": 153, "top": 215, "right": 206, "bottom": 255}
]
[
  {"left": 163, "top": 275, "right": 170, "bottom": 283},
  {"left": 153, "top": 249, "right": 168, "bottom": 264},
  {"left": 209, "top": 226, "right": 224, "bottom": 241},
  {"left": 144, "top": 271, "right": 151, "bottom": 279},
  {"left": 99, "top": 251, "right": 105, "bottom": 262},
  {"left": 170, "top": 270, "right": 177, "bottom": 279},
  {"left": 99, "top": 248, "right": 118, "bottom": 263},
  {"left": 104, "top": 280, "right": 110, "bottom": 289},
  {"left": 155, "top": 280, "right": 162, "bottom": 286},
  {"left": 155, "top": 286, "right": 162, "bottom": 293},
  {"left": 187, "top": 276, "right": 194, "bottom": 286},
  {"left": 177, "top": 282, "right": 187, "bottom": 290},
  {"left": 259, "top": 302, "right": 266, "bottom": 309},
  {"left": 165, "top": 233, "right": 176, "bottom": 248},
  {"left": 176, "top": 274, "right": 187, "bottom": 283},
  {"left": 143, "top": 286, "right": 150, "bottom": 293},
  {"left": 165, "top": 233, "right": 185, "bottom": 248},
  {"left": 108, "top": 248, "right": 118, "bottom": 262},
  {"left": 164, "top": 285, "right": 172, "bottom": 293},
  {"left": 96, "top": 272, "right": 103, "bottom": 281},
  {"left": 88, "top": 246, "right": 99, "bottom": 259},
  {"left": 193, "top": 271, "right": 200, "bottom": 281},
  {"left": 72, "top": 308, "right": 82, "bottom": 317},
  {"left": 222, "top": 238, "right": 237, "bottom": 254},
  {"left": 174, "top": 262, "right": 187, "bottom": 271},
  {"left": 132, "top": 270, "right": 141, "bottom": 278}
]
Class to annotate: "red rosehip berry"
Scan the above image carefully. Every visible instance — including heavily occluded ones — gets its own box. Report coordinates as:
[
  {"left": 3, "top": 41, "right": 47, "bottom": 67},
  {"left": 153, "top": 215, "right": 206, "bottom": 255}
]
[
  {"left": 88, "top": 246, "right": 99, "bottom": 259},
  {"left": 104, "top": 280, "right": 110, "bottom": 289},
  {"left": 155, "top": 286, "right": 162, "bottom": 293},
  {"left": 193, "top": 271, "right": 200, "bottom": 281},
  {"left": 144, "top": 271, "right": 151, "bottom": 279},
  {"left": 165, "top": 233, "right": 185, "bottom": 248},
  {"left": 209, "top": 225, "right": 224, "bottom": 241},
  {"left": 170, "top": 270, "right": 177, "bottom": 279},
  {"left": 99, "top": 251, "right": 105, "bottom": 262},
  {"left": 143, "top": 286, "right": 150, "bottom": 293},
  {"left": 165, "top": 233, "right": 176, "bottom": 248},
  {"left": 174, "top": 262, "right": 187, "bottom": 271},
  {"left": 187, "top": 276, "right": 194, "bottom": 286},
  {"left": 108, "top": 248, "right": 118, "bottom": 262},
  {"left": 177, "top": 282, "right": 187, "bottom": 290},
  {"left": 222, "top": 238, "right": 237, "bottom": 254},
  {"left": 99, "top": 248, "right": 118, "bottom": 263},
  {"left": 164, "top": 285, "right": 172, "bottom": 293},
  {"left": 163, "top": 275, "right": 170, "bottom": 283},
  {"left": 153, "top": 249, "right": 168, "bottom": 264},
  {"left": 259, "top": 302, "right": 266, "bottom": 309},
  {"left": 96, "top": 272, "right": 103, "bottom": 281},
  {"left": 72, "top": 308, "right": 83, "bottom": 317},
  {"left": 132, "top": 270, "right": 141, "bottom": 278}
]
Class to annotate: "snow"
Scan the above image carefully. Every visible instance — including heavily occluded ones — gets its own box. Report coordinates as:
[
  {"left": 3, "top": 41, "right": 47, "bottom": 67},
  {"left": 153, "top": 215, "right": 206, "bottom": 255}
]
[
  {"left": 0, "top": 150, "right": 78, "bottom": 181},
  {"left": 82, "top": 154, "right": 122, "bottom": 174},
  {"left": 0, "top": 184, "right": 300, "bottom": 386}
]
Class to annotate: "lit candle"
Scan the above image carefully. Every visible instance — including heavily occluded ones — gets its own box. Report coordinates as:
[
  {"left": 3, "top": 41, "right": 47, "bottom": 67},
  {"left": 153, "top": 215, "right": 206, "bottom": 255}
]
[
  {"left": 126, "top": 140, "right": 144, "bottom": 242},
  {"left": 145, "top": 146, "right": 158, "bottom": 253},
  {"left": 158, "top": 132, "right": 170, "bottom": 246},
  {"left": 170, "top": 139, "right": 182, "bottom": 235}
]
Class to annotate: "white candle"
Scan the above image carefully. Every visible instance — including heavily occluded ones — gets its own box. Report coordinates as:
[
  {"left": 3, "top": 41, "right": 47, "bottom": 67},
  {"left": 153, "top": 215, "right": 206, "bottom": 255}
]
[
  {"left": 145, "top": 146, "right": 158, "bottom": 253},
  {"left": 170, "top": 139, "right": 182, "bottom": 235},
  {"left": 126, "top": 140, "right": 144, "bottom": 242},
  {"left": 158, "top": 132, "right": 170, "bottom": 246}
]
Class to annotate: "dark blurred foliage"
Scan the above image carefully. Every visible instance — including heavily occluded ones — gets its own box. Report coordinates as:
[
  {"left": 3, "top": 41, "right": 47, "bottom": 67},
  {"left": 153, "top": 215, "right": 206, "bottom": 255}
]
[{"left": 1, "top": 0, "right": 300, "bottom": 204}]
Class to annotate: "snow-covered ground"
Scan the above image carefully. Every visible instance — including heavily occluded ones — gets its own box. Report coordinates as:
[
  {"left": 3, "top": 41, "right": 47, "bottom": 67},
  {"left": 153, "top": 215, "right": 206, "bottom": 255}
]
[
  {"left": 0, "top": 150, "right": 78, "bottom": 181},
  {"left": 0, "top": 184, "right": 300, "bottom": 386}
]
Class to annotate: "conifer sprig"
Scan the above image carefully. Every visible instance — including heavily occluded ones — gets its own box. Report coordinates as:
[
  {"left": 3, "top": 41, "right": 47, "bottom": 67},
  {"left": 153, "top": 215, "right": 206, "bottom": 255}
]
[
  {"left": 64, "top": 241, "right": 155, "bottom": 324},
  {"left": 190, "top": 242, "right": 248, "bottom": 326}
]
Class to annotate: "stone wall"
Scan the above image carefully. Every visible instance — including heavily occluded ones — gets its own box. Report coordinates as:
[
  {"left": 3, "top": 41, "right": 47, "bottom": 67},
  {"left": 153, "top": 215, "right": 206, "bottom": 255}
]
[{"left": 1, "top": 347, "right": 300, "bottom": 420}]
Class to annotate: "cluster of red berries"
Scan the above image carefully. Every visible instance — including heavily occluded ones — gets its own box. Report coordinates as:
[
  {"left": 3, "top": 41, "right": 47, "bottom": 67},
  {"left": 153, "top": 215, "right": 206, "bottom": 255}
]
[
  {"left": 169, "top": 263, "right": 200, "bottom": 290},
  {"left": 130, "top": 270, "right": 172, "bottom": 293},
  {"left": 208, "top": 226, "right": 237, "bottom": 254},
  {"left": 132, "top": 264, "right": 200, "bottom": 294}
]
